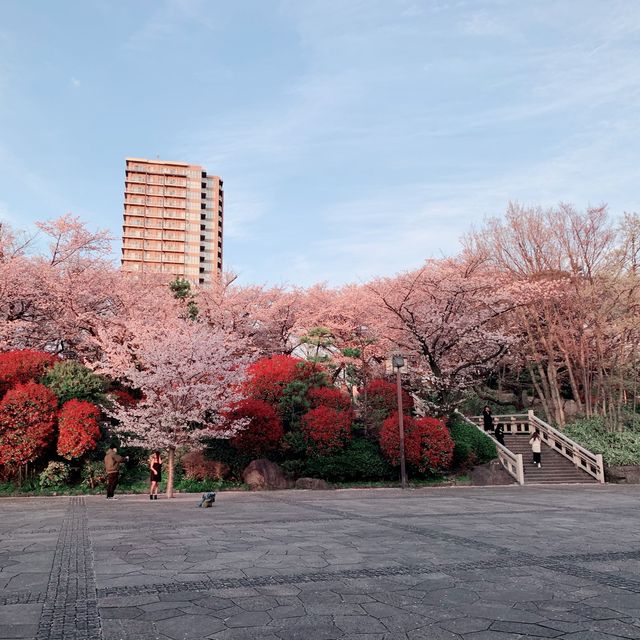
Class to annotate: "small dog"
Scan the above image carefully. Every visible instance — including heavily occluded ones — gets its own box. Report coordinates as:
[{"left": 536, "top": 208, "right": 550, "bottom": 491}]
[{"left": 197, "top": 492, "right": 216, "bottom": 508}]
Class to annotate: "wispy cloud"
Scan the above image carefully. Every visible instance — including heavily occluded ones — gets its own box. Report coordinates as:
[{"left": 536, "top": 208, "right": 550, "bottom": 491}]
[
  {"left": 177, "top": 0, "right": 640, "bottom": 285},
  {"left": 223, "top": 191, "right": 271, "bottom": 240},
  {"left": 124, "top": 0, "right": 218, "bottom": 51}
]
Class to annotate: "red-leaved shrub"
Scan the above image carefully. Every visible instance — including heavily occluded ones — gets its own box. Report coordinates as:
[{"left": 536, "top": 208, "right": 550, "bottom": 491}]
[
  {"left": 57, "top": 399, "right": 101, "bottom": 460},
  {"left": 0, "top": 382, "right": 58, "bottom": 465},
  {"left": 181, "top": 450, "right": 230, "bottom": 480},
  {"left": 301, "top": 406, "right": 353, "bottom": 454},
  {"left": 229, "top": 398, "right": 284, "bottom": 456},
  {"left": 245, "top": 355, "right": 322, "bottom": 404},
  {"left": 307, "top": 386, "right": 351, "bottom": 412},
  {"left": 362, "top": 378, "right": 414, "bottom": 433},
  {"left": 0, "top": 350, "right": 58, "bottom": 398},
  {"left": 379, "top": 414, "right": 454, "bottom": 474},
  {"left": 365, "top": 378, "right": 414, "bottom": 414},
  {"left": 110, "top": 389, "right": 138, "bottom": 408}
]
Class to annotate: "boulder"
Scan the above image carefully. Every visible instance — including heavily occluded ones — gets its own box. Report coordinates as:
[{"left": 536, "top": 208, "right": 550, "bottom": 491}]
[
  {"left": 606, "top": 465, "right": 640, "bottom": 484},
  {"left": 469, "top": 459, "right": 516, "bottom": 486},
  {"left": 242, "top": 459, "right": 293, "bottom": 490},
  {"left": 295, "top": 477, "right": 330, "bottom": 490}
]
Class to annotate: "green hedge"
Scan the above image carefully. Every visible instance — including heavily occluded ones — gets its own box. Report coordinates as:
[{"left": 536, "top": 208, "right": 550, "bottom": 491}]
[
  {"left": 287, "top": 438, "right": 395, "bottom": 483},
  {"left": 564, "top": 417, "right": 640, "bottom": 466},
  {"left": 447, "top": 414, "right": 497, "bottom": 469}
]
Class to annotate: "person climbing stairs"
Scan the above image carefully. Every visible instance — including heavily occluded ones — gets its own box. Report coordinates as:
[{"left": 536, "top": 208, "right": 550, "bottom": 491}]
[{"left": 503, "top": 434, "right": 598, "bottom": 484}]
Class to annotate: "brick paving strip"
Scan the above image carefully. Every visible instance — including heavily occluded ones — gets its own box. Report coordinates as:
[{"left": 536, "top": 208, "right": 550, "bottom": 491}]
[
  {"left": 0, "top": 591, "right": 46, "bottom": 606},
  {"left": 95, "top": 549, "right": 640, "bottom": 600},
  {"left": 35, "top": 497, "right": 103, "bottom": 640}
]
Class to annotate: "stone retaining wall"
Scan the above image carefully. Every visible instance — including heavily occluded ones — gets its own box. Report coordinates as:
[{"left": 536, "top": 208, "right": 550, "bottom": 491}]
[{"left": 606, "top": 465, "right": 640, "bottom": 484}]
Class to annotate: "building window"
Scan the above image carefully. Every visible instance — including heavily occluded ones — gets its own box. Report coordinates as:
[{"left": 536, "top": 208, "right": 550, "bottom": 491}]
[
  {"left": 200, "top": 214, "right": 206, "bottom": 220},
  {"left": 201, "top": 203, "right": 206, "bottom": 210},
  {"left": 200, "top": 245, "right": 205, "bottom": 252},
  {"left": 200, "top": 235, "right": 205, "bottom": 241},
  {"left": 200, "top": 256, "right": 205, "bottom": 262},
  {"left": 201, "top": 192, "right": 206, "bottom": 199},
  {"left": 201, "top": 171, "right": 207, "bottom": 178},
  {"left": 199, "top": 267, "right": 205, "bottom": 273},
  {"left": 199, "top": 277, "right": 205, "bottom": 284},
  {"left": 201, "top": 182, "right": 206, "bottom": 188},
  {"left": 200, "top": 224, "right": 206, "bottom": 230}
]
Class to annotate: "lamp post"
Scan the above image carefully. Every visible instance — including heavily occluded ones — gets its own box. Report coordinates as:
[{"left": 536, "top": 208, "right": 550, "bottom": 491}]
[{"left": 392, "top": 354, "right": 408, "bottom": 489}]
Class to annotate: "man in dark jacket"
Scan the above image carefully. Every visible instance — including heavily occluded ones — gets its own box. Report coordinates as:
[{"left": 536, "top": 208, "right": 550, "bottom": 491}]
[{"left": 104, "top": 446, "right": 128, "bottom": 499}]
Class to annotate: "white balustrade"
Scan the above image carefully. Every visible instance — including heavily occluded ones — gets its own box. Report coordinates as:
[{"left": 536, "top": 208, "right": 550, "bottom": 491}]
[
  {"left": 527, "top": 411, "right": 604, "bottom": 483},
  {"left": 456, "top": 412, "right": 524, "bottom": 485},
  {"left": 469, "top": 409, "right": 605, "bottom": 484}
]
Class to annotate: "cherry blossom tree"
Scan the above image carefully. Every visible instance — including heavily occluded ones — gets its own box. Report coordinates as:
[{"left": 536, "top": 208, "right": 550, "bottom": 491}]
[
  {"left": 0, "top": 215, "right": 123, "bottom": 358},
  {"left": 367, "top": 258, "right": 518, "bottom": 413},
  {"left": 97, "top": 318, "right": 250, "bottom": 497},
  {"left": 198, "top": 277, "right": 308, "bottom": 355},
  {"left": 464, "top": 203, "right": 639, "bottom": 426}
]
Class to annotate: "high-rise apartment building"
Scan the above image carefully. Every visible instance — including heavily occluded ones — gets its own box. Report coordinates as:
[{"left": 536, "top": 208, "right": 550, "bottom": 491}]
[{"left": 122, "top": 158, "right": 223, "bottom": 285}]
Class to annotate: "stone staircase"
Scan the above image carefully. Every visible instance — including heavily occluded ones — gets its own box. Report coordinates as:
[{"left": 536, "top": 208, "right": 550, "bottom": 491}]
[{"left": 503, "top": 434, "right": 598, "bottom": 484}]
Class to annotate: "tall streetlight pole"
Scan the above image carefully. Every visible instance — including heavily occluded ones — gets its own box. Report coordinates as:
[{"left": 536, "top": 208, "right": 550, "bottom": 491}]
[{"left": 392, "top": 354, "right": 408, "bottom": 489}]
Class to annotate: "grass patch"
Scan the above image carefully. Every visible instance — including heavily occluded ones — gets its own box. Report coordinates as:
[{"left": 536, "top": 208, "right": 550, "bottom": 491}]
[
  {"left": 0, "top": 478, "right": 248, "bottom": 497},
  {"left": 332, "top": 474, "right": 470, "bottom": 489}
]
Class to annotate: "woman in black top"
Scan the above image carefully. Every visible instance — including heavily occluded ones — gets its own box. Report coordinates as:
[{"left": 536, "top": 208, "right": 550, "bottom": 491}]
[
  {"left": 482, "top": 406, "right": 494, "bottom": 433},
  {"left": 149, "top": 451, "right": 162, "bottom": 500},
  {"left": 494, "top": 423, "right": 505, "bottom": 447}
]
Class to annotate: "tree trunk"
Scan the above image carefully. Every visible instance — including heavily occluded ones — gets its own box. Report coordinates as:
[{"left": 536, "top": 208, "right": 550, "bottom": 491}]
[{"left": 167, "top": 447, "right": 176, "bottom": 498}]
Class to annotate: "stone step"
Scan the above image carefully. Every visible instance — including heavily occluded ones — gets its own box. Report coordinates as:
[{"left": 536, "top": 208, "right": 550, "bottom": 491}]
[{"left": 495, "top": 433, "right": 597, "bottom": 484}]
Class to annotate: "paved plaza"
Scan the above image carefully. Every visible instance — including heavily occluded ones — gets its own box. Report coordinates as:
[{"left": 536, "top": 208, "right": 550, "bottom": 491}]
[{"left": 1, "top": 486, "right": 640, "bottom": 639}]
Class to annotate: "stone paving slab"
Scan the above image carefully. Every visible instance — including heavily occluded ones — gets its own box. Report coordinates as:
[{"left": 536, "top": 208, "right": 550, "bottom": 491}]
[{"left": 2, "top": 485, "right": 640, "bottom": 638}]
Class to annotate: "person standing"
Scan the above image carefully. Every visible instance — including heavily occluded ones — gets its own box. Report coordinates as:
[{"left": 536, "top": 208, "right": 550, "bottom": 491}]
[
  {"left": 482, "top": 406, "right": 494, "bottom": 433},
  {"left": 149, "top": 451, "right": 162, "bottom": 500},
  {"left": 104, "top": 446, "right": 128, "bottom": 499},
  {"left": 529, "top": 429, "right": 542, "bottom": 468},
  {"left": 494, "top": 423, "right": 505, "bottom": 447}
]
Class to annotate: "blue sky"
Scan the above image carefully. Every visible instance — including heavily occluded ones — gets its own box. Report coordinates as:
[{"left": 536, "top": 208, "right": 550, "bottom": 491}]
[{"left": 1, "top": 0, "right": 639, "bottom": 286}]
